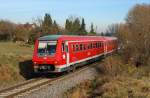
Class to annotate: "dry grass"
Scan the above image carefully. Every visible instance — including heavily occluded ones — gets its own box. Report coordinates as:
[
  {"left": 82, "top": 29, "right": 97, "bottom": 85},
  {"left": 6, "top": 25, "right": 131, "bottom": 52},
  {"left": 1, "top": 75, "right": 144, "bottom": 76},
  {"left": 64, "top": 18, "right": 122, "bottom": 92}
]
[
  {"left": 65, "top": 54, "right": 150, "bottom": 98},
  {"left": 0, "top": 42, "right": 33, "bottom": 87}
]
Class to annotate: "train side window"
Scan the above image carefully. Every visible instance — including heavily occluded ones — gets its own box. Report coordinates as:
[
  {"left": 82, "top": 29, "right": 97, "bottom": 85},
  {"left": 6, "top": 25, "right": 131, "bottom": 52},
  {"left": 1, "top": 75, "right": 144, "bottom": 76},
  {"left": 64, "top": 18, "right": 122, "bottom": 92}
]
[
  {"left": 72, "top": 44, "right": 75, "bottom": 52},
  {"left": 96, "top": 43, "right": 98, "bottom": 48},
  {"left": 94, "top": 43, "right": 96, "bottom": 48},
  {"left": 99, "top": 42, "right": 101, "bottom": 48},
  {"left": 100, "top": 42, "right": 101, "bottom": 48},
  {"left": 73, "top": 44, "right": 76, "bottom": 51},
  {"left": 76, "top": 44, "right": 79, "bottom": 51},
  {"left": 83, "top": 44, "right": 86, "bottom": 50},
  {"left": 80, "top": 44, "right": 83, "bottom": 51},
  {"left": 93, "top": 43, "right": 96, "bottom": 48},
  {"left": 98, "top": 42, "right": 100, "bottom": 48},
  {"left": 87, "top": 43, "right": 89, "bottom": 49},
  {"left": 90, "top": 43, "right": 92, "bottom": 49},
  {"left": 92, "top": 43, "right": 94, "bottom": 48}
]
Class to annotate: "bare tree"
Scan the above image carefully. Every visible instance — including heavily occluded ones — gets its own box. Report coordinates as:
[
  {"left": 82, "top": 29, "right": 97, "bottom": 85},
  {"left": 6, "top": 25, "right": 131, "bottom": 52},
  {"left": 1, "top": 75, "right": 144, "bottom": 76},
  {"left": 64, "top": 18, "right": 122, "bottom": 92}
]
[{"left": 118, "top": 4, "right": 150, "bottom": 66}]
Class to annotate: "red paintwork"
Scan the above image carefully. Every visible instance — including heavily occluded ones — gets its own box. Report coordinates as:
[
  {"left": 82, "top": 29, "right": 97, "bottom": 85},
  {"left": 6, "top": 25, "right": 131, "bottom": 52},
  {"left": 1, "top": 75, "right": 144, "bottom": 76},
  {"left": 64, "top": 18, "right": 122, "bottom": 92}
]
[{"left": 32, "top": 35, "right": 118, "bottom": 72}]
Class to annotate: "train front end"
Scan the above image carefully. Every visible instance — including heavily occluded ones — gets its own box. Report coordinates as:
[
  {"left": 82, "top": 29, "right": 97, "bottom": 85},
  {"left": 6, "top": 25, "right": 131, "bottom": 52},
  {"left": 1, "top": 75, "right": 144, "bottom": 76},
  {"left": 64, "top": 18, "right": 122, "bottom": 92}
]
[{"left": 32, "top": 35, "right": 62, "bottom": 73}]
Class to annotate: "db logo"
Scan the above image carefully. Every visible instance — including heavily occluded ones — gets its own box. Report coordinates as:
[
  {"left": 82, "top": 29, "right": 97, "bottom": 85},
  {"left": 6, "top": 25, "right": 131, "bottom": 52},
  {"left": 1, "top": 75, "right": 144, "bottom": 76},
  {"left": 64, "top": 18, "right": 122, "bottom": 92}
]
[{"left": 87, "top": 52, "right": 91, "bottom": 56}]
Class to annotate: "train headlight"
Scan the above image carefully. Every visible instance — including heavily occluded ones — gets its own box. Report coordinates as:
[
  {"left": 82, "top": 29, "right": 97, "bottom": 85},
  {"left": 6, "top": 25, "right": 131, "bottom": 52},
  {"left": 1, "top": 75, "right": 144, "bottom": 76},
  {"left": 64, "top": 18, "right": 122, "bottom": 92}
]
[
  {"left": 34, "top": 62, "right": 37, "bottom": 64},
  {"left": 33, "top": 65, "right": 38, "bottom": 69},
  {"left": 54, "top": 61, "right": 58, "bottom": 64}
]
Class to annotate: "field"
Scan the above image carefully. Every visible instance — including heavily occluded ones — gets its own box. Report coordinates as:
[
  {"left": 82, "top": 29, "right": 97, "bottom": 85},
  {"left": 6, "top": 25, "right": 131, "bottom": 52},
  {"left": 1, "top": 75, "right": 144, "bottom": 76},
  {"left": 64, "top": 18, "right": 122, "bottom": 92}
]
[
  {"left": 64, "top": 55, "right": 150, "bottom": 98},
  {"left": 0, "top": 42, "right": 33, "bottom": 88}
]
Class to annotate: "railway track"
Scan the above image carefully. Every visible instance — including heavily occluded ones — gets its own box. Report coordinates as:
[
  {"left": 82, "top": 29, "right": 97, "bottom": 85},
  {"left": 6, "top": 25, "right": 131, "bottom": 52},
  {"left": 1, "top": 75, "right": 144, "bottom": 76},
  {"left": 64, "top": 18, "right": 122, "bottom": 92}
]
[
  {"left": 0, "top": 62, "right": 99, "bottom": 98},
  {"left": 0, "top": 78, "right": 51, "bottom": 98}
]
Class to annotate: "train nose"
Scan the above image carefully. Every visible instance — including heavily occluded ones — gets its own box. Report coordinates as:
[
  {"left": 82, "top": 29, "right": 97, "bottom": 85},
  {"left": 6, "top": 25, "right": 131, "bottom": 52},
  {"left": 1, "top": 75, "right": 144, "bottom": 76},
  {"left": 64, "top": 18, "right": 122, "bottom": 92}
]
[
  {"left": 33, "top": 56, "right": 56, "bottom": 72},
  {"left": 33, "top": 56, "right": 56, "bottom": 64}
]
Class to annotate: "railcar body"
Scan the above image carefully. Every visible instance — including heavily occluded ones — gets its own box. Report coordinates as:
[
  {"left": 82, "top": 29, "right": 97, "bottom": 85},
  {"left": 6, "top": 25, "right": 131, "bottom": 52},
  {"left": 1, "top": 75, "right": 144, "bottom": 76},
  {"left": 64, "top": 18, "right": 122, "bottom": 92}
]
[{"left": 32, "top": 35, "right": 118, "bottom": 73}]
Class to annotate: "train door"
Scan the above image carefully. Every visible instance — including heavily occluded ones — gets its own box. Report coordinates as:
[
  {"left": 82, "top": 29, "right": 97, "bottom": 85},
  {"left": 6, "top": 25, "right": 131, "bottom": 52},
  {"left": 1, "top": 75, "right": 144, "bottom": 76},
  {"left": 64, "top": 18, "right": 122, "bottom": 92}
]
[
  {"left": 104, "top": 41, "right": 107, "bottom": 56},
  {"left": 65, "top": 41, "right": 70, "bottom": 67}
]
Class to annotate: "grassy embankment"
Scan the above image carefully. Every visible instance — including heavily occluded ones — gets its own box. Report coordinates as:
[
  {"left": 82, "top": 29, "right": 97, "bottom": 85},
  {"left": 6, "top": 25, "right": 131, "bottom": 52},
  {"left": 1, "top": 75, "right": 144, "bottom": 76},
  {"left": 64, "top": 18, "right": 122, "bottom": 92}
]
[
  {"left": 0, "top": 42, "right": 33, "bottom": 87},
  {"left": 65, "top": 54, "right": 150, "bottom": 98}
]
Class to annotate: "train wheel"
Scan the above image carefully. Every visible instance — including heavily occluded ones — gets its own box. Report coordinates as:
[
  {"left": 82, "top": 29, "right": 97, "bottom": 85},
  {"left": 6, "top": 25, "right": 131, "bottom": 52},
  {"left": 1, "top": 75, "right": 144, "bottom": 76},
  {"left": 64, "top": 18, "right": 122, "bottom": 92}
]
[
  {"left": 67, "top": 65, "right": 76, "bottom": 73},
  {"left": 67, "top": 66, "right": 72, "bottom": 73},
  {"left": 72, "top": 65, "right": 76, "bottom": 72}
]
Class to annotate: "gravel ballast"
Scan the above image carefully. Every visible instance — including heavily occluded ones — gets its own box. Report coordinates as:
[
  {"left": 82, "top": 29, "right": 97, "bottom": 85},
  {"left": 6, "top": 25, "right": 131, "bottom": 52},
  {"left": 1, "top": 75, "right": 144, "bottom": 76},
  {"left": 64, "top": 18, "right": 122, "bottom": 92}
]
[{"left": 16, "top": 64, "right": 100, "bottom": 98}]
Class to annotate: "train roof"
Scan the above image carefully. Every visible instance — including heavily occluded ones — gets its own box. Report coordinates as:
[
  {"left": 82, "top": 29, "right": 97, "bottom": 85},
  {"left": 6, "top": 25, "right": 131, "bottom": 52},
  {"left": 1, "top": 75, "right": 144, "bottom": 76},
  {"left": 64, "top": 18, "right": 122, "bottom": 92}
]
[
  {"left": 38, "top": 35, "right": 62, "bottom": 41},
  {"left": 38, "top": 35, "right": 117, "bottom": 41}
]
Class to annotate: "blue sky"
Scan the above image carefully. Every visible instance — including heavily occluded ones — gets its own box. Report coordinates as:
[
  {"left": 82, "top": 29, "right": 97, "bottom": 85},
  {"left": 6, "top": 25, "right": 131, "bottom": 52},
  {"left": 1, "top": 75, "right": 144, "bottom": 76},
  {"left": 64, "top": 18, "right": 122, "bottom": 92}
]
[{"left": 0, "top": 0, "right": 149, "bottom": 32}]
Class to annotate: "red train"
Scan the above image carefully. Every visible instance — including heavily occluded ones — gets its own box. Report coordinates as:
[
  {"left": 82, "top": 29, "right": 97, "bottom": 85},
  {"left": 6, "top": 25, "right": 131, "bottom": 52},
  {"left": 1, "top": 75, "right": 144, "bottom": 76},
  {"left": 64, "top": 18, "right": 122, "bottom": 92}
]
[{"left": 32, "top": 35, "right": 118, "bottom": 73}]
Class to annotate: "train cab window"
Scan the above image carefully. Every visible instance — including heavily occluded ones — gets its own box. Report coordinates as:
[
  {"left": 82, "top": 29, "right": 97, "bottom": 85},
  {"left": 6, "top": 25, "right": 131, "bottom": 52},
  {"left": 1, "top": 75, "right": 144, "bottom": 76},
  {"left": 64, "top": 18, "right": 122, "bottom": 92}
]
[{"left": 38, "top": 41, "right": 57, "bottom": 56}]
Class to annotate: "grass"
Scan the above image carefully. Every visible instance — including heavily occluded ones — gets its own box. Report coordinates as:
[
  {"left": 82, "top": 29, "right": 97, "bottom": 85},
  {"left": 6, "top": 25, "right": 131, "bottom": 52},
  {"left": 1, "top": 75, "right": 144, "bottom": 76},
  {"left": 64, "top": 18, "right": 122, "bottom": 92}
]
[
  {"left": 64, "top": 54, "right": 150, "bottom": 98},
  {"left": 0, "top": 42, "right": 33, "bottom": 87}
]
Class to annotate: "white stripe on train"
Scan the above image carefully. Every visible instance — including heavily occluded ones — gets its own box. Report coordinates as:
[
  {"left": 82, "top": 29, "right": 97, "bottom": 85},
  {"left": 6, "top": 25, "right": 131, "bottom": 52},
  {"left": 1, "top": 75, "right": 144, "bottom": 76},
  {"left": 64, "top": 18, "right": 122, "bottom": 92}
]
[{"left": 54, "top": 49, "right": 115, "bottom": 72}]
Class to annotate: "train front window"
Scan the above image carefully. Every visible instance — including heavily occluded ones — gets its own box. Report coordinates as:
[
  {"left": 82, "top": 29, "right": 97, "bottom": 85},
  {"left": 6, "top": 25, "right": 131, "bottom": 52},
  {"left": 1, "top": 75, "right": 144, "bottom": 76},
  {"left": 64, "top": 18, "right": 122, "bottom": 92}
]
[{"left": 38, "top": 41, "right": 57, "bottom": 56}]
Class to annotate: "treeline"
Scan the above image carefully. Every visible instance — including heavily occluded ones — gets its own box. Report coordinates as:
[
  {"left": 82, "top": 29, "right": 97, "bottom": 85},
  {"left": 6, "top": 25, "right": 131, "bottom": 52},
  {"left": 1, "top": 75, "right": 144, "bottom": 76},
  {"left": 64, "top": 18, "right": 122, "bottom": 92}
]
[
  {"left": 0, "top": 14, "right": 97, "bottom": 43},
  {"left": 115, "top": 4, "right": 150, "bottom": 67}
]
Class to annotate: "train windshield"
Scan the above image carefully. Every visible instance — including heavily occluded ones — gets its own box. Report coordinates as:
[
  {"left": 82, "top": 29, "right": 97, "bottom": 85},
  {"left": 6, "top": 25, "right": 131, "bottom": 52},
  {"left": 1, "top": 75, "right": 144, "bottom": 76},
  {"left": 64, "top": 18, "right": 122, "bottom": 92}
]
[{"left": 38, "top": 41, "right": 57, "bottom": 56}]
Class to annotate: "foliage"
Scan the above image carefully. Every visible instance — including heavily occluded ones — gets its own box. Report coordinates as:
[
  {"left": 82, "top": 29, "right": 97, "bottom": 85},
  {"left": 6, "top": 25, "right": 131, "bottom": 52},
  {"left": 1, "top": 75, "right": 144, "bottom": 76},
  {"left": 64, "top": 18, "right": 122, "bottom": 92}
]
[
  {"left": 80, "top": 18, "right": 86, "bottom": 33},
  {"left": 116, "top": 4, "right": 150, "bottom": 66},
  {"left": 105, "top": 24, "right": 119, "bottom": 36},
  {"left": 0, "top": 13, "right": 97, "bottom": 43},
  {"left": 0, "top": 20, "right": 16, "bottom": 41},
  {"left": 65, "top": 17, "right": 89, "bottom": 35},
  {"left": 40, "top": 13, "right": 60, "bottom": 36},
  {"left": 41, "top": 13, "right": 52, "bottom": 35},
  {"left": 65, "top": 55, "right": 150, "bottom": 98},
  {"left": 89, "top": 23, "right": 96, "bottom": 35}
]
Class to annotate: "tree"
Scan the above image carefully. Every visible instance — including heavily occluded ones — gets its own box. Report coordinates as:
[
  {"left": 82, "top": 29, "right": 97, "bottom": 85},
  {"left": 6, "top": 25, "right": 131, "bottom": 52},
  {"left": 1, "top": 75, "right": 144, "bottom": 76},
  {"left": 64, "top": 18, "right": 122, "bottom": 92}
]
[
  {"left": 0, "top": 20, "right": 16, "bottom": 41},
  {"left": 65, "top": 17, "right": 81, "bottom": 35},
  {"left": 65, "top": 19, "right": 70, "bottom": 31},
  {"left": 105, "top": 24, "right": 119, "bottom": 36},
  {"left": 89, "top": 23, "right": 96, "bottom": 35},
  {"left": 79, "top": 18, "right": 87, "bottom": 35},
  {"left": 51, "top": 20, "right": 59, "bottom": 34},
  {"left": 41, "top": 13, "right": 53, "bottom": 35},
  {"left": 118, "top": 4, "right": 150, "bottom": 66},
  {"left": 73, "top": 18, "right": 80, "bottom": 33},
  {"left": 80, "top": 18, "right": 86, "bottom": 32},
  {"left": 90, "top": 23, "right": 94, "bottom": 33}
]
